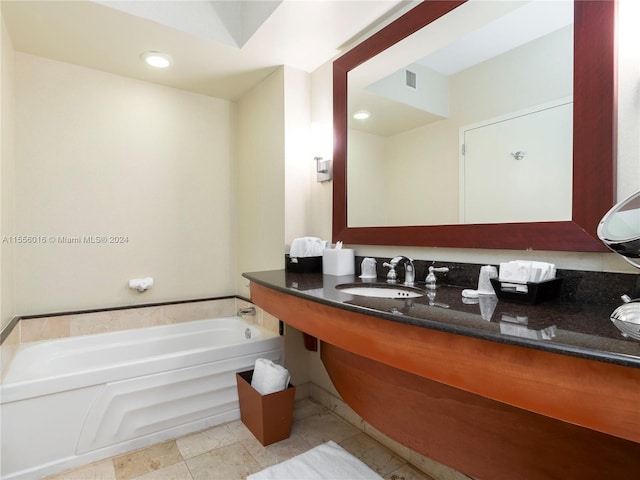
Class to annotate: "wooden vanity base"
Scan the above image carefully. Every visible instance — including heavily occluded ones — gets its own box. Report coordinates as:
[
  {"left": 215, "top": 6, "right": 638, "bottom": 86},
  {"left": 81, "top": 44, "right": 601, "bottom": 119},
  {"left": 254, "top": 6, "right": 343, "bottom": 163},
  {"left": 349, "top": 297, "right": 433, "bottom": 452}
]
[
  {"left": 322, "top": 342, "right": 640, "bottom": 480},
  {"left": 249, "top": 281, "right": 640, "bottom": 478}
]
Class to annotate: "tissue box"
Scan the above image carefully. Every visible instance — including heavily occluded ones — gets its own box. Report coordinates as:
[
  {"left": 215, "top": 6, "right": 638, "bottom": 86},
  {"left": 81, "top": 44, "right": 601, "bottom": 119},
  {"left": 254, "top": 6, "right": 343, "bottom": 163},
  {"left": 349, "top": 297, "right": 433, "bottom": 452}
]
[
  {"left": 490, "top": 278, "right": 562, "bottom": 305},
  {"left": 236, "top": 370, "right": 296, "bottom": 446},
  {"left": 286, "top": 255, "right": 323, "bottom": 273},
  {"left": 322, "top": 249, "right": 355, "bottom": 276}
]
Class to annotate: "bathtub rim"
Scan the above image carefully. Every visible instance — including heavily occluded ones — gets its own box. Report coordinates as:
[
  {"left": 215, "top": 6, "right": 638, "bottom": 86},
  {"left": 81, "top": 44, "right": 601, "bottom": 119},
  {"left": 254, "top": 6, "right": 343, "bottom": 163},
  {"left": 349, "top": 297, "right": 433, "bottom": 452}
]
[
  {"left": 1, "top": 315, "right": 282, "bottom": 404},
  {"left": 1, "top": 296, "right": 270, "bottom": 381}
]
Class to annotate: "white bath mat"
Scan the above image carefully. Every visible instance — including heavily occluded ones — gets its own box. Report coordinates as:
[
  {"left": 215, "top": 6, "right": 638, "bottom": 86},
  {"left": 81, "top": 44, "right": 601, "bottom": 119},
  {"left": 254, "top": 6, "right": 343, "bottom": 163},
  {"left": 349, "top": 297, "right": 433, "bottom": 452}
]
[{"left": 247, "top": 440, "right": 383, "bottom": 480}]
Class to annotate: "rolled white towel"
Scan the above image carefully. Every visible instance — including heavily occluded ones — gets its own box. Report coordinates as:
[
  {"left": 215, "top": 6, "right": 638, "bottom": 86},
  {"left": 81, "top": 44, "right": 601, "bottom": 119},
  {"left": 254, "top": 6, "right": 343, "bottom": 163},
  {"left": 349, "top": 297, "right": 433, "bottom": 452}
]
[
  {"left": 290, "top": 237, "right": 328, "bottom": 258},
  {"left": 251, "top": 358, "right": 291, "bottom": 395}
]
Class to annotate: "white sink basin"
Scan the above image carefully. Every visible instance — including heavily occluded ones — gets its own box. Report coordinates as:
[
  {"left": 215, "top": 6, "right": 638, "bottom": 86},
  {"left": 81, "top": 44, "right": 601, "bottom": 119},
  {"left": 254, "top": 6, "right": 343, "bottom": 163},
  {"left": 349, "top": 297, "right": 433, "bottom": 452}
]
[{"left": 336, "top": 283, "right": 426, "bottom": 299}]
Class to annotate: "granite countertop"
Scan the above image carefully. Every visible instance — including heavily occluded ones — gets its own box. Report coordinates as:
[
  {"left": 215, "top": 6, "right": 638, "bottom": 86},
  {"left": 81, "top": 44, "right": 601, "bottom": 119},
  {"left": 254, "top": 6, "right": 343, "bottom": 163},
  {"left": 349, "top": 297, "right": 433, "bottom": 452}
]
[{"left": 243, "top": 270, "right": 640, "bottom": 368}]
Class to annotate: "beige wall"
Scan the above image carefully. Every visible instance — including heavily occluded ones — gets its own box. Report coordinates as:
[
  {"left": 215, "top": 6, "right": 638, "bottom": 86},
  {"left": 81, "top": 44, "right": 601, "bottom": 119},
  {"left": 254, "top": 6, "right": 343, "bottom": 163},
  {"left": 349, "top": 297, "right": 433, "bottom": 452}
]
[
  {"left": 235, "top": 66, "right": 315, "bottom": 386},
  {"left": 235, "top": 67, "right": 286, "bottom": 298},
  {"left": 450, "top": 26, "right": 572, "bottom": 125},
  {"left": 13, "top": 54, "right": 237, "bottom": 315},
  {"left": 1, "top": 14, "right": 16, "bottom": 331},
  {"left": 347, "top": 129, "right": 388, "bottom": 227},
  {"left": 283, "top": 66, "right": 313, "bottom": 247},
  {"left": 308, "top": 61, "right": 334, "bottom": 242},
  {"left": 235, "top": 65, "right": 315, "bottom": 297}
]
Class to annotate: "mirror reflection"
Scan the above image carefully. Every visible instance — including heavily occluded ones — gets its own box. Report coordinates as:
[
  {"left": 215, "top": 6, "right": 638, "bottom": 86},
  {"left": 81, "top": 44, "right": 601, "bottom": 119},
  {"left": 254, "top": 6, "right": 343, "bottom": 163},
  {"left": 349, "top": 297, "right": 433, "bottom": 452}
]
[
  {"left": 598, "top": 189, "right": 640, "bottom": 267},
  {"left": 347, "top": 0, "right": 574, "bottom": 227}
]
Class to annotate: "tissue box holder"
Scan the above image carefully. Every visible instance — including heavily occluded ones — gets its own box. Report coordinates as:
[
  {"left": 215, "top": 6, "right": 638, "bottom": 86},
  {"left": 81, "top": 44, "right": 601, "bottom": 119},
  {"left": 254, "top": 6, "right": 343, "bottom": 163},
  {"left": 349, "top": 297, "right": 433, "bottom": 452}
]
[
  {"left": 490, "top": 278, "right": 562, "bottom": 305},
  {"left": 236, "top": 370, "right": 296, "bottom": 446},
  {"left": 322, "top": 249, "right": 355, "bottom": 276},
  {"left": 286, "top": 255, "right": 322, "bottom": 273}
]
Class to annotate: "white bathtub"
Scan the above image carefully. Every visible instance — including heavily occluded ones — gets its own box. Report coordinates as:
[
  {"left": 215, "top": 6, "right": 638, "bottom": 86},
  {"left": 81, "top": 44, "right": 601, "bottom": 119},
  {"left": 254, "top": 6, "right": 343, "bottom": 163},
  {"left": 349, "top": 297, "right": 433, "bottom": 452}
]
[{"left": 0, "top": 316, "right": 283, "bottom": 480}]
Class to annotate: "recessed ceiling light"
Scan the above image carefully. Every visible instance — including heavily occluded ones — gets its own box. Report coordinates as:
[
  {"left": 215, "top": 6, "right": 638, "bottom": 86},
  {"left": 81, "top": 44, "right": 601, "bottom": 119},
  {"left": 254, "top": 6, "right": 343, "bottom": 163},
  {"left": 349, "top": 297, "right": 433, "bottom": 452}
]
[
  {"left": 140, "top": 51, "right": 173, "bottom": 68},
  {"left": 353, "top": 110, "right": 371, "bottom": 120}
]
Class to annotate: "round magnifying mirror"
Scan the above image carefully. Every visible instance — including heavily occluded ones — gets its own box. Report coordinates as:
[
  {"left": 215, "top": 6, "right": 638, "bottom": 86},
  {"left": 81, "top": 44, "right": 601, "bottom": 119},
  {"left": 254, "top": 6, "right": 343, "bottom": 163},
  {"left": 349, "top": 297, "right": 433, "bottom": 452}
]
[
  {"left": 597, "top": 189, "right": 640, "bottom": 268},
  {"left": 597, "top": 189, "right": 640, "bottom": 340}
]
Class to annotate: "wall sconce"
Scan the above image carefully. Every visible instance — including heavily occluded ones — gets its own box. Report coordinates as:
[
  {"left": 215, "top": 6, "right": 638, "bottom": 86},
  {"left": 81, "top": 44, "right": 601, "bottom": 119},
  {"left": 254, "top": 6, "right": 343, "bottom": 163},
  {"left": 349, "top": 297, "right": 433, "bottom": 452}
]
[
  {"left": 311, "top": 122, "right": 333, "bottom": 183},
  {"left": 315, "top": 155, "right": 332, "bottom": 183}
]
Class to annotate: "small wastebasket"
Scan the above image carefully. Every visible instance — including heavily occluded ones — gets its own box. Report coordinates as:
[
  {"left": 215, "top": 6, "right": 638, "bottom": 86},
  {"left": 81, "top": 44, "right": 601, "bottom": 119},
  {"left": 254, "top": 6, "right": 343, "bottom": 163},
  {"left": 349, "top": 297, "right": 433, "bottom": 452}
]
[{"left": 236, "top": 369, "right": 296, "bottom": 446}]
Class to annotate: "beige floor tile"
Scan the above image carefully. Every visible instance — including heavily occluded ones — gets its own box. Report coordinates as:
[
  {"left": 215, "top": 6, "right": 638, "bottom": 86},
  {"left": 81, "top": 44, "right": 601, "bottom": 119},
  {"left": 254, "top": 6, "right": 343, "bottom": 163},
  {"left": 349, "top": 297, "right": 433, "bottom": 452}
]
[
  {"left": 225, "top": 419, "right": 256, "bottom": 443},
  {"left": 408, "top": 450, "right": 473, "bottom": 480},
  {"left": 45, "top": 460, "right": 116, "bottom": 480},
  {"left": 363, "top": 422, "right": 412, "bottom": 461},
  {"left": 186, "top": 442, "right": 261, "bottom": 480},
  {"left": 385, "top": 464, "right": 437, "bottom": 480},
  {"left": 292, "top": 398, "right": 326, "bottom": 421},
  {"left": 329, "top": 397, "right": 366, "bottom": 431},
  {"left": 241, "top": 433, "right": 314, "bottom": 469},
  {"left": 43, "top": 392, "right": 463, "bottom": 480},
  {"left": 291, "top": 411, "right": 360, "bottom": 447},
  {"left": 130, "top": 461, "right": 192, "bottom": 480},
  {"left": 176, "top": 424, "right": 238, "bottom": 459},
  {"left": 113, "top": 441, "right": 183, "bottom": 480},
  {"left": 340, "top": 432, "right": 406, "bottom": 477}
]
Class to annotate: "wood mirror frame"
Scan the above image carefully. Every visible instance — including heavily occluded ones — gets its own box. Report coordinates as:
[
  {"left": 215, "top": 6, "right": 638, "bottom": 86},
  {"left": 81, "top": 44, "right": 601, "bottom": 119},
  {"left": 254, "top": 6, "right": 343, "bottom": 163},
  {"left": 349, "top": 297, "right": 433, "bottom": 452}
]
[{"left": 332, "top": 0, "right": 616, "bottom": 252}]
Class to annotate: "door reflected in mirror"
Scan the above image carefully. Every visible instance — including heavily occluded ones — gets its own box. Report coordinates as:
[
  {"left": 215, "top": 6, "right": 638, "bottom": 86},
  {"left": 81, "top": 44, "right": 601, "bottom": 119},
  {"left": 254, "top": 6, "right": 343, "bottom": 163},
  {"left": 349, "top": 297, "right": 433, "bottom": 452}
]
[{"left": 347, "top": 0, "right": 574, "bottom": 227}]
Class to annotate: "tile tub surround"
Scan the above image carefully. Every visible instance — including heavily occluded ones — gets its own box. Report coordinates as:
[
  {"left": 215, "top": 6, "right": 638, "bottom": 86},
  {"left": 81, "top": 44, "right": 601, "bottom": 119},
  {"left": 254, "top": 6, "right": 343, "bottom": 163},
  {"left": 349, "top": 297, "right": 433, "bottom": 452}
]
[
  {"left": 45, "top": 394, "right": 453, "bottom": 480},
  {"left": 0, "top": 297, "right": 280, "bottom": 380}
]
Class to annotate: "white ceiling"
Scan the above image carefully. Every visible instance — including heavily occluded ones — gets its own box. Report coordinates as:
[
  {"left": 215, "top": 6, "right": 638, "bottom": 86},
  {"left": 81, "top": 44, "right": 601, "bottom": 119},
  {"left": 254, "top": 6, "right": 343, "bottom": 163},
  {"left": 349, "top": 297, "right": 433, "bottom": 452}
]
[
  {"left": 94, "top": 1, "right": 283, "bottom": 49},
  {"left": 1, "top": 0, "right": 408, "bottom": 101}
]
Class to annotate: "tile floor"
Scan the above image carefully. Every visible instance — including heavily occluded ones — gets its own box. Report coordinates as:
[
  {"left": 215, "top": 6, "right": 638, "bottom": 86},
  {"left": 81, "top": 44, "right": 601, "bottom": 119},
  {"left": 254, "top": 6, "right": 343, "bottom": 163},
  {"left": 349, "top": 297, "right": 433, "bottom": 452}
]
[{"left": 46, "top": 398, "right": 434, "bottom": 480}]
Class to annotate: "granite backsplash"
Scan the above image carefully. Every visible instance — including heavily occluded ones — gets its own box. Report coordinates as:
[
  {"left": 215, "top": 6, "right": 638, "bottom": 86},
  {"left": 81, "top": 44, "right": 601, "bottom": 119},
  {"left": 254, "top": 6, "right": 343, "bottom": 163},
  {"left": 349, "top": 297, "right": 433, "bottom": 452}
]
[{"left": 352, "top": 256, "right": 640, "bottom": 306}]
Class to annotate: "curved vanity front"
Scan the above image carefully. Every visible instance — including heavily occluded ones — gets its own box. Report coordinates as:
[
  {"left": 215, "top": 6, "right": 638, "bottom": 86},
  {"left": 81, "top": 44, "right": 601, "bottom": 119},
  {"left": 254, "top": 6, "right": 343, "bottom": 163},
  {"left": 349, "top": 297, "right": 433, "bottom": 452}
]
[{"left": 244, "top": 270, "right": 640, "bottom": 479}]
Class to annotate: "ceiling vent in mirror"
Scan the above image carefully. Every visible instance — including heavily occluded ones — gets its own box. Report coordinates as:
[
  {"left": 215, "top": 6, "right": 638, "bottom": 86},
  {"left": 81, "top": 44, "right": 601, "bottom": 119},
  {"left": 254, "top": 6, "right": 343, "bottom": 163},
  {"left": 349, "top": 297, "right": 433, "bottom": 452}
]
[{"left": 405, "top": 69, "right": 417, "bottom": 89}]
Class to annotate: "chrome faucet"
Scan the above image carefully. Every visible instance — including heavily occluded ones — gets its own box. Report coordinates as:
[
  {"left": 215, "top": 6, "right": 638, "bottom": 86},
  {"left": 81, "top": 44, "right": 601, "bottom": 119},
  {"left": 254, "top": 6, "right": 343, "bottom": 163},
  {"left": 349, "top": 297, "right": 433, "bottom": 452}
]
[{"left": 383, "top": 256, "right": 415, "bottom": 286}]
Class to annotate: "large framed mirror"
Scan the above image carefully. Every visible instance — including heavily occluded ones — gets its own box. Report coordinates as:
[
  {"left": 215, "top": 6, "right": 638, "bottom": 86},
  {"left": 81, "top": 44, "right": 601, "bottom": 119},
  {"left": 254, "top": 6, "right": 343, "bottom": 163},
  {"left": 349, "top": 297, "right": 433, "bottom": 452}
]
[{"left": 333, "top": 0, "right": 616, "bottom": 251}]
